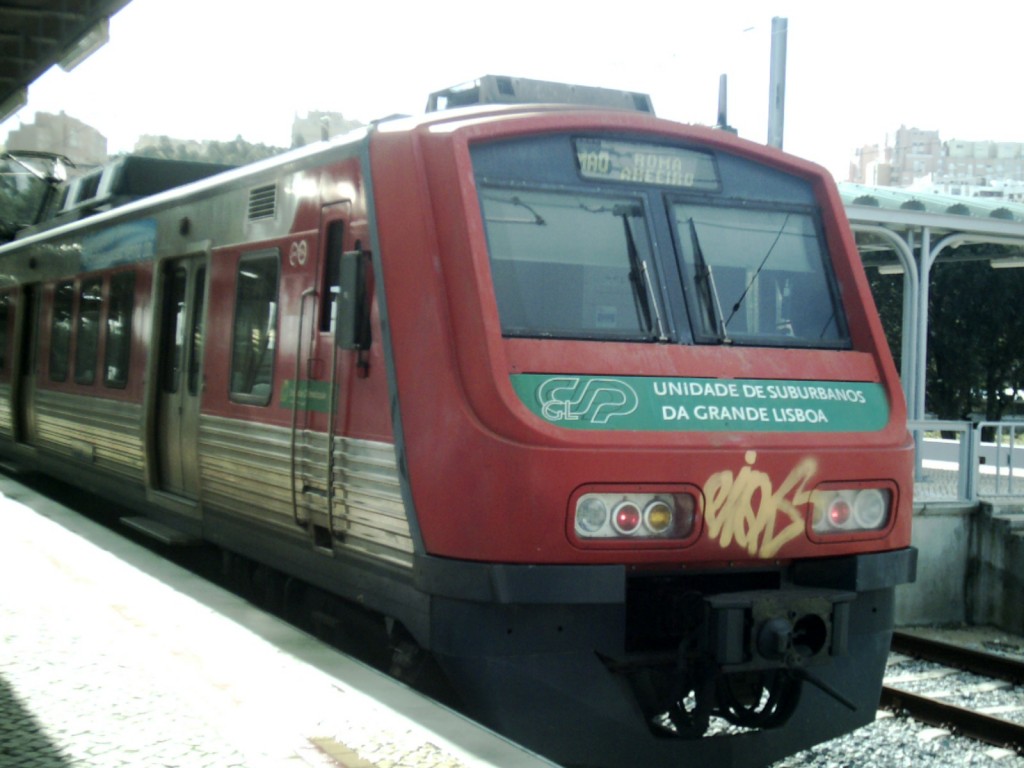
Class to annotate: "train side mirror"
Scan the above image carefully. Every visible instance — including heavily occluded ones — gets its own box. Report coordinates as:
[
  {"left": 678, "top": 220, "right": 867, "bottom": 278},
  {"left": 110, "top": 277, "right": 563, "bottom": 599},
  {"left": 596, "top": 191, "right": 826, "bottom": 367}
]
[{"left": 335, "top": 250, "right": 372, "bottom": 351}]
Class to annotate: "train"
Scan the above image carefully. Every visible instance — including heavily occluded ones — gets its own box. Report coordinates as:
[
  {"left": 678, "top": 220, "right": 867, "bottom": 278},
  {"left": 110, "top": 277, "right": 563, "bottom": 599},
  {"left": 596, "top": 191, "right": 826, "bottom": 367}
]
[{"left": 0, "top": 76, "right": 916, "bottom": 767}]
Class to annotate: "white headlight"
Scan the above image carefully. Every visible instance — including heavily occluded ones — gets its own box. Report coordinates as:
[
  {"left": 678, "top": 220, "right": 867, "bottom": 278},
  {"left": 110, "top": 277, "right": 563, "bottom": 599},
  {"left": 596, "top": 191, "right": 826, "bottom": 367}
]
[
  {"left": 813, "top": 488, "right": 891, "bottom": 534},
  {"left": 853, "top": 489, "right": 887, "bottom": 530},
  {"left": 575, "top": 495, "right": 608, "bottom": 534}
]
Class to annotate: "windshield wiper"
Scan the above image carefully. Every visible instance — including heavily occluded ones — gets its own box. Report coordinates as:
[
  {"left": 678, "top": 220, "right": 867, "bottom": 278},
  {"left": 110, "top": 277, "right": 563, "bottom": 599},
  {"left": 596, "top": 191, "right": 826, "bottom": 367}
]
[
  {"left": 689, "top": 218, "right": 730, "bottom": 343},
  {"left": 482, "top": 194, "right": 546, "bottom": 225},
  {"left": 724, "top": 213, "right": 791, "bottom": 328},
  {"left": 614, "top": 204, "right": 667, "bottom": 342}
]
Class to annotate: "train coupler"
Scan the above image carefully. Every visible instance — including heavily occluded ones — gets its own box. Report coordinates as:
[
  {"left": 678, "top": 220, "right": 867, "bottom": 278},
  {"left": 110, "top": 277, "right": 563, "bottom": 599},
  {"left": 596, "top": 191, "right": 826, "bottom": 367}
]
[{"left": 623, "top": 588, "right": 857, "bottom": 738}]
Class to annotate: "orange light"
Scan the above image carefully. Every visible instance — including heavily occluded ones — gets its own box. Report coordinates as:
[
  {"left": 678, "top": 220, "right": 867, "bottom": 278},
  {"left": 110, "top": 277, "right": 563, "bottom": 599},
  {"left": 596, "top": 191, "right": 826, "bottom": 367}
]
[{"left": 644, "top": 501, "right": 673, "bottom": 534}]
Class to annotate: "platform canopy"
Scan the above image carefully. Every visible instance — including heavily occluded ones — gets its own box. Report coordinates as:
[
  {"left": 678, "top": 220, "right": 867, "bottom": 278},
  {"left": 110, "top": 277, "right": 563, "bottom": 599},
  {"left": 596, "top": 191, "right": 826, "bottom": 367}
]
[
  {"left": 0, "top": 0, "right": 133, "bottom": 122},
  {"left": 840, "top": 182, "right": 1024, "bottom": 422}
]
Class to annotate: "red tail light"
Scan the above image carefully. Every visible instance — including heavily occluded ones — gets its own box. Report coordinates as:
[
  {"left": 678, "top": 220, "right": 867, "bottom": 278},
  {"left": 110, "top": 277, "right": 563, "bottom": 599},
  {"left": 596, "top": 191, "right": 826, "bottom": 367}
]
[
  {"left": 612, "top": 502, "right": 642, "bottom": 534},
  {"left": 828, "top": 499, "right": 851, "bottom": 527}
]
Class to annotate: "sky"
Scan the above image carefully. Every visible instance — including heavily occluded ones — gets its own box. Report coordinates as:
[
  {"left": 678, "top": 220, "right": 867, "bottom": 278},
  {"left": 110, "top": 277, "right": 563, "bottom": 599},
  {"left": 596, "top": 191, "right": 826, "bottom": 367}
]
[{"left": 3, "top": 0, "right": 1024, "bottom": 180}]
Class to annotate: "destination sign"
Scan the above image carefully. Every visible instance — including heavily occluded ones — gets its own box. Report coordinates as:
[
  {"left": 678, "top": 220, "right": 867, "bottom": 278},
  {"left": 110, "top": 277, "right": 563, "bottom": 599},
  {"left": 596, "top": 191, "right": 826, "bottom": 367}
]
[{"left": 575, "top": 139, "right": 720, "bottom": 190}]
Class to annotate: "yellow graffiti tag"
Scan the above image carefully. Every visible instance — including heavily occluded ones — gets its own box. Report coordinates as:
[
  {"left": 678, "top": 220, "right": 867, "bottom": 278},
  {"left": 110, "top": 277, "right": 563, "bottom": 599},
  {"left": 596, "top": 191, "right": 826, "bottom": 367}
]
[{"left": 703, "top": 451, "right": 818, "bottom": 559}]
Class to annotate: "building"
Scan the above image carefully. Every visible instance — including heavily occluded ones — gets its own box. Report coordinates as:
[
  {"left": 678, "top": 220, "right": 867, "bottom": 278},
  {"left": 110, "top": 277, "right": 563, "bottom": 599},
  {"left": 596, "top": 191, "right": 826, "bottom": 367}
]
[
  {"left": 849, "top": 141, "right": 893, "bottom": 187},
  {"left": 4, "top": 110, "right": 107, "bottom": 166},
  {"left": 888, "top": 126, "right": 942, "bottom": 187},
  {"left": 849, "top": 126, "right": 1024, "bottom": 200},
  {"left": 934, "top": 140, "right": 1024, "bottom": 198}
]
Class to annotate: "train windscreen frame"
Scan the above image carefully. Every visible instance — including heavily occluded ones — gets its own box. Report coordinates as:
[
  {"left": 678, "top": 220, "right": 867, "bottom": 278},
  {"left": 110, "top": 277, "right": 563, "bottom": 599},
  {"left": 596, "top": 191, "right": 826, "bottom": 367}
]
[{"left": 471, "top": 134, "right": 851, "bottom": 350}]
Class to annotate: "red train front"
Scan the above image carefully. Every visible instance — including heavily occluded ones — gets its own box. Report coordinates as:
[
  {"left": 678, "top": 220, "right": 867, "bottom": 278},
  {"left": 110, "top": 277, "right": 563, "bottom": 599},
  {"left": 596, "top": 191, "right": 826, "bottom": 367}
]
[
  {"left": 368, "top": 97, "right": 914, "bottom": 766},
  {"left": 0, "top": 78, "right": 914, "bottom": 768}
]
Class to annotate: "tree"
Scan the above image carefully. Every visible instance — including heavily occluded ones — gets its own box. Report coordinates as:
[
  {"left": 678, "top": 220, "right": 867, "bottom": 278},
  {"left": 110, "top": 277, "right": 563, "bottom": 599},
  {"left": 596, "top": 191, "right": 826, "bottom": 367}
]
[
  {"left": 0, "top": 154, "right": 59, "bottom": 241},
  {"left": 867, "top": 246, "right": 1024, "bottom": 422},
  {"left": 866, "top": 268, "right": 903, "bottom": 372},
  {"left": 925, "top": 260, "right": 986, "bottom": 419},
  {"left": 132, "top": 136, "right": 285, "bottom": 166},
  {"left": 928, "top": 251, "right": 1024, "bottom": 420}
]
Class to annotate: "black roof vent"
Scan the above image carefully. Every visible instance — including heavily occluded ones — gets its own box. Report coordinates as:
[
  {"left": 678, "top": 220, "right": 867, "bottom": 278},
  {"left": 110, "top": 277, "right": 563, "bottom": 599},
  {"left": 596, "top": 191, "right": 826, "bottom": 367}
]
[
  {"left": 20, "top": 155, "right": 233, "bottom": 237},
  {"left": 247, "top": 184, "right": 277, "bottom": 220},
  {"left": 426, "top": 75, "right": 655, "bottom": 115}
]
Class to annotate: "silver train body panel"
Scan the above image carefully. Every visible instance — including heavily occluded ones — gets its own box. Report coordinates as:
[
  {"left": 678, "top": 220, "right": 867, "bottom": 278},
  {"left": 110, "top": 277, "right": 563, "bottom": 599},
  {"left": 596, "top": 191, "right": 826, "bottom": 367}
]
[{"left": 0, "top": 388, "right": 412, "bottom": 567}]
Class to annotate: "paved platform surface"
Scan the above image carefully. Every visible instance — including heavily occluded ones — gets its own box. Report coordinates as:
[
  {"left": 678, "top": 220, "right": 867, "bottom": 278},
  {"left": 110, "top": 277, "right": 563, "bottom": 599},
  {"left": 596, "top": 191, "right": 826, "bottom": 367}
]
[{"left": 0, "top": 474, "right": 555, "bottom": 768}]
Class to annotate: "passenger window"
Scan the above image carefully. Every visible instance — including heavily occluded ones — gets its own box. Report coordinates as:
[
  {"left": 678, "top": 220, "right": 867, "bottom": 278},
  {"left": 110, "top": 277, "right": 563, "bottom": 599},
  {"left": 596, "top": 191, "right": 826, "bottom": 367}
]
[
  {"left": 49, "top": 281, "right": 74, "bottom": 382},
  {"left": 230, "top": 252, "right": 279, "bottom": 404},
  {"left": 74, "top": 278, "right": 102, "bottom": 384},
  {"left": 0, "top": 293, "right": 10, "bottom": 373},
  {"left": 104, "top": 271, "right": 134, "bottom": 388},
  {"left": 188, "top": 266, "right": 205, "bottom": 396},
  {"left": 320, "top": 221, "right": 344, "bottom": 332},
  {"left": 160, "top": 265, "right": 187, "bottom": 394}
]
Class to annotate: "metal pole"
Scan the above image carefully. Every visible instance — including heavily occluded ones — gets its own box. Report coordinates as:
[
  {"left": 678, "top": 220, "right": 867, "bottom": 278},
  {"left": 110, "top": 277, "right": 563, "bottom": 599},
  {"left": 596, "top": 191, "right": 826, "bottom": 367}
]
[
  {"left": 716, "top": 74, "right": 738, "bottom": 134},
  {"left": 849, "top": 224, "right": 919, "bottom": 415},
  {"left": 915, "top": 228, "right": 932, "bottom": 421},
  {"left": 717, "top": 74, "right": 729, "bottom": 129},
  {"left": 767, "top": 17, "right": 788, "bottom": 149}
]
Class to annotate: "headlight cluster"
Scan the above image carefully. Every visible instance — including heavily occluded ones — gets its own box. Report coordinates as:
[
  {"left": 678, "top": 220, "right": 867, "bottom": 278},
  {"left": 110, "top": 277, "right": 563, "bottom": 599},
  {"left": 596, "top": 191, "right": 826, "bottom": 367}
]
[
  {"left": 812, "top": 488, "right": 891, "bottom": 534},
  {"left": 574, "top": 492, "right": 697, "bottom": 540}
]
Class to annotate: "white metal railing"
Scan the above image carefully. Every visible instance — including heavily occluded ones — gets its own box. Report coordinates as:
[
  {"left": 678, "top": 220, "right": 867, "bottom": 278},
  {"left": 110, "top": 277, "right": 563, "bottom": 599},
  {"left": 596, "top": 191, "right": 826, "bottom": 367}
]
[
  {"left": 972, "top": 421, "right": 1024, "bottom": 499},
  {"left": 911, "top": 419, "right": 1024, "bottom": 504},
  {"left": 911, "top": 420, "right": 974, "bottom": 503}
]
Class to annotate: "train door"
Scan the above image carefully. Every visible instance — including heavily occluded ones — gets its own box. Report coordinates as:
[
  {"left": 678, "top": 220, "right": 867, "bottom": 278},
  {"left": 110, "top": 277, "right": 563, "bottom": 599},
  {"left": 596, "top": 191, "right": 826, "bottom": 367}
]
[
  {"left": 290, "top": 202, "right": 352, "bottom": 544},
  {"left": 320, "top": 203, "right": 366, "bottom": 439},
  {"left": 13, "top": 284, "right": 39, "bottom": 445},
  {"left": 154, "top": 256, "right": 207, "bottom": 500}
]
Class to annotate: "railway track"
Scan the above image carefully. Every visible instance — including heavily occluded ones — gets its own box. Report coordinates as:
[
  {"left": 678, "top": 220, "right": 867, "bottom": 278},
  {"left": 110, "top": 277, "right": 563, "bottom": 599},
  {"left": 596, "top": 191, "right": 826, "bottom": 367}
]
[{"left": 882, "top": 630, "right": 1024, "bottom": 755}]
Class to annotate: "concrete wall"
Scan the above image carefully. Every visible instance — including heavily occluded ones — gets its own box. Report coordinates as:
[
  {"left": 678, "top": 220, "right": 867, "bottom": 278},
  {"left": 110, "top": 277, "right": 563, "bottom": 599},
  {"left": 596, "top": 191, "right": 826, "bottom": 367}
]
[
  {"left": 895, "top": 500, "right": 1024, "bottom": 633},
  {"left": 967, "top": 504, "right": 1024, "bottom": 634},
  {"left": 895, "top": 504, "right": 973, "bottom": 626}
]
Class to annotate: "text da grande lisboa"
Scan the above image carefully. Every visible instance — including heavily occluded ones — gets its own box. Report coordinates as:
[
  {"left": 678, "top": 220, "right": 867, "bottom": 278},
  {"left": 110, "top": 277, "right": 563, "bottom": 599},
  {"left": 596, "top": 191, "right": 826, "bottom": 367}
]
[{"left": 654, "top": 380, "right": 868, "bottom": 425}]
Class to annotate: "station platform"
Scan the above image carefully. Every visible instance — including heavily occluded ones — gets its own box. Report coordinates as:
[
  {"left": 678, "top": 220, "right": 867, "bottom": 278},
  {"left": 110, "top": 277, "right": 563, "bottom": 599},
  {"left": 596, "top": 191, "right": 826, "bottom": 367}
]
[{"left": 0, "top": 474, "right": 556, "bottom": 768}]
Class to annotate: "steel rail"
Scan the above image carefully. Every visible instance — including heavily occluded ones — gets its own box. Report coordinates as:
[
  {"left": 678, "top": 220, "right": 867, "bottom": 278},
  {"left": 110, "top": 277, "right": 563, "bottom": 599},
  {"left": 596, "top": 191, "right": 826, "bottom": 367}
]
[
  {"left": 882, "top": 630, "right": 1024, "bottom": 754},
  {"left": 879, "top": 685, "right": 1024, "bottom": 754},
  {"left": 891, "top": 630, "right": 1024, "bottom": 685}
]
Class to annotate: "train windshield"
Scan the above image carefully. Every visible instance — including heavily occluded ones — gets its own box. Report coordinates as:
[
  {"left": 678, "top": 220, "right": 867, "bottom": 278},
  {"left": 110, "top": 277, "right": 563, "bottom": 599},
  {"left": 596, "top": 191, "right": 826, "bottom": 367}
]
[
  {"left": 480, "top": 190, "right": 664, "bottom": 341},
  {"left": 472, "top": 135, "right": 850, "bottom": 349},
  {"left": 674, "top": 204, "right": 844, "bottom": 345}
]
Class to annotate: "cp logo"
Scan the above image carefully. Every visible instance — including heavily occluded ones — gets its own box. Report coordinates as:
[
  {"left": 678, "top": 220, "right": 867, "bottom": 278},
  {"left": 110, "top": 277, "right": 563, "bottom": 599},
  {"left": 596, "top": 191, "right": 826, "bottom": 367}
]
[{"left": 536, "top": 377, "right": 639, "bottom": 425}]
